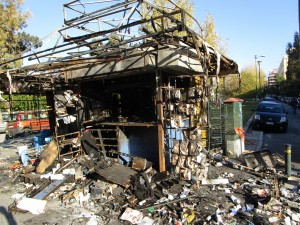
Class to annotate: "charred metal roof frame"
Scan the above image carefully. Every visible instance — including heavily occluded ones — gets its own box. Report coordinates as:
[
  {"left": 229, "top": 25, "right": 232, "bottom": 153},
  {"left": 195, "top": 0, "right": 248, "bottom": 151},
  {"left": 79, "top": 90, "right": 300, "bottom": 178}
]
[{"left": 0, "top": 0, "right": 238, "bottom": 85}]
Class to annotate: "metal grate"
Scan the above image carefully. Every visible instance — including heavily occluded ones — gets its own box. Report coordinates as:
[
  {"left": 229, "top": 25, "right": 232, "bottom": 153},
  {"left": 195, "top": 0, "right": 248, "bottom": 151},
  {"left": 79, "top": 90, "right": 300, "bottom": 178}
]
[{"left": 209, "top": 101, "right": 223, "bottom": 150}]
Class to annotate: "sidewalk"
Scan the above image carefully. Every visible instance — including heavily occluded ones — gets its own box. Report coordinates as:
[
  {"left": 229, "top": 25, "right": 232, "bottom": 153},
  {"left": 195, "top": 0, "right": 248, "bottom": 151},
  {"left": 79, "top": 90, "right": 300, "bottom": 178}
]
[{"left": 243, "top": 116, "right": 263, "bottom": 152}]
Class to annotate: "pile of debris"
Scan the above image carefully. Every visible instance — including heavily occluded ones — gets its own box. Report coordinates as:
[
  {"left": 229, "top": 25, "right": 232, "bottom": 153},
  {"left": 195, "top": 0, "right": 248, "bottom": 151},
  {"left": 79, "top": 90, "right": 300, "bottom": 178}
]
[{"left": 1, "top": 138, "right": 300, "bottom": 225}]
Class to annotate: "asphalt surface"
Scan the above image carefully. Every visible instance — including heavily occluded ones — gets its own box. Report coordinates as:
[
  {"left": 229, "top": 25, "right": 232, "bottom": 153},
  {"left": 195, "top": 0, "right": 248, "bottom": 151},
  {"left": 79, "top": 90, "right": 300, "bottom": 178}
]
[{"left": 262, "top": 102, "right": 300, "bottom": 165}]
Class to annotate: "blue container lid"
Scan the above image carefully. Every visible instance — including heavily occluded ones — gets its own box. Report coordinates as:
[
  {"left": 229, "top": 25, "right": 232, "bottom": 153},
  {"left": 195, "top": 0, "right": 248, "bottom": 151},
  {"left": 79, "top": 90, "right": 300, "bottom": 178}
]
[{"left": 45, "top": 137, "right": 51, "bottom": 143}]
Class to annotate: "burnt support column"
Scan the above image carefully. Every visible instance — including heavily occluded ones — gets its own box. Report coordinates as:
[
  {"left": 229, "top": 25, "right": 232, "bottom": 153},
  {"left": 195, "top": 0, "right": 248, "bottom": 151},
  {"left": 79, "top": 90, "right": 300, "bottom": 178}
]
[
  {"left": 156, "top": 70, "right": 166, "bottom": 172},
  {"left": 45, "top": 91, "right": 56, "bottom": 133}
]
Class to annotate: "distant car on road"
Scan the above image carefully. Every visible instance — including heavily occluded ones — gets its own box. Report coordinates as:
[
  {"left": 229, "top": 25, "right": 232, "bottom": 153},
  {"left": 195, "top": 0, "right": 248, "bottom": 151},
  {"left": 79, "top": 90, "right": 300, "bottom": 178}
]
[
  {"left": 261, "top": 97, "right": 276, "bottom": 102},
  {"left": 252, "top": 101, "right": 288, "bottom": 133},
  {"left": 0, "top": 112, "right": 9, "bottom": 134}
]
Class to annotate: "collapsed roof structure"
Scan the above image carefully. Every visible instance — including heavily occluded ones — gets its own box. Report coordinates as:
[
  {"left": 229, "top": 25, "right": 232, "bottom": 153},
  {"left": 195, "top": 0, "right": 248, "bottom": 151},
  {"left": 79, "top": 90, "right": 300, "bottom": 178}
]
[
  {"left": 0, "top": 0, "right": 239, "bottom": 175},
  {"left": 0, "top": 0, "right": 238, "bottom": 89}
]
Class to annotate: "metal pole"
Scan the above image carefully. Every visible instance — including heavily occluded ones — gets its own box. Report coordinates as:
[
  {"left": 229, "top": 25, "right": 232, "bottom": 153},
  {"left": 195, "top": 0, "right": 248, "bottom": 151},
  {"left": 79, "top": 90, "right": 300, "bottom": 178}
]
[
  {"left": 254, "top": 55, "right": 265, "bottom": 100},
  {"left": 257, "top": 61, "right": 262, "bottom": 99},
  {"left": 258, "top": 61, "right": 261, "bottom": 89},
  {"left": 285, "top": 144, "right": 292, "bottom": 177},
  {"left": 255, "top": 55, "right": 258, "bottom": 101}
]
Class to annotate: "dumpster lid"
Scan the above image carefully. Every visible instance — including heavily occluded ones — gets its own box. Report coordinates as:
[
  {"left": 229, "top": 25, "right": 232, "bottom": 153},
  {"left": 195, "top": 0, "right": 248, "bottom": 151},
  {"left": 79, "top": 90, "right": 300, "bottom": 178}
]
[{"left": 223, "top": 98, "right": 244, "bottom": 103}]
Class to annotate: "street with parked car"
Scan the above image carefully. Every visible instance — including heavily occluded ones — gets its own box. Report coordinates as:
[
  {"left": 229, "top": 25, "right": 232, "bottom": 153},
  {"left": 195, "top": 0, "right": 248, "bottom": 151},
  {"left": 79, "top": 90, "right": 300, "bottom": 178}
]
[
  {"left": 252, "top": 100, "right": 288, "bottom": 133},
  {"left": 252, "top": 97, "right": 300, "bottom": 166}
]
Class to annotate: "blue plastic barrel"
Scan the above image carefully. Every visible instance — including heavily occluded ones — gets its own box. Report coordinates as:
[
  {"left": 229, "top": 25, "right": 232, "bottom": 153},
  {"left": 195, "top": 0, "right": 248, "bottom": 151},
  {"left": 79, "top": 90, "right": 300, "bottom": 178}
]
[
  {"left": 33, "top": 135, "right": 40, "bottom": 149},
  {"left": 33, "top": 135, "right": 45, "bottom": 149},
  {"left": 40, "top": 130, "right": 51, "bottom": 145}
]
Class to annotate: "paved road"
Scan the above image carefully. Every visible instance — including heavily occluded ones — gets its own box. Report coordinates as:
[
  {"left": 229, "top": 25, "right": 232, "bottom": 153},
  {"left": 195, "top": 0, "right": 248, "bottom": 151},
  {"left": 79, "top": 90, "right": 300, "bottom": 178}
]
[{"left": 262, "top": 102, "right": 300, "bottom": 164}]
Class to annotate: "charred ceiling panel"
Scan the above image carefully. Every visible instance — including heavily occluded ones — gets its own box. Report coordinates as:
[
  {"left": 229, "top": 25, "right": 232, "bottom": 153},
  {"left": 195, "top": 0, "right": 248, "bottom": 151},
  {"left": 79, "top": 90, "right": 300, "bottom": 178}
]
[
  {"left": 64, "top": 48, "right": 204, "bottom": 79},
  {"left": 65, "top": 54, "right": 157, "bottom": 79},
  {"left": 157, "top": 49, "right": 203, "bottom": 74}
]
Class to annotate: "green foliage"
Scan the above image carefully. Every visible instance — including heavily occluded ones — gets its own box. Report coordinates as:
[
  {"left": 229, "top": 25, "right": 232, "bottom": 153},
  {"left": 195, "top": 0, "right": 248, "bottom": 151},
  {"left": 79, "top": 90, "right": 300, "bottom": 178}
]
[
  {"left": 266, "top": 75, "right": 285, "bottom": 96},
  {"left": 277, "top": 80, "right": 300, "bottom": 97},
  {"left": 220, "top": 66, "right": 262, "bottom": 99},
  {"left": 276, "top": 75, "right": 285, "bottom": 83},
  {"left": 0, "top": 0, "right": 42, "bottom": 69},
  {"left": 0, "top": 94, "right": 47, "bottom": 112},
  {"left": 286, "top": 32, "right": 300, "bottom": 81},
  {"left": 240, "top": 66, "right": 257, "bottom": 94},
  {"left": 220, "top": 74, "right": 240, "bottom": 98}
]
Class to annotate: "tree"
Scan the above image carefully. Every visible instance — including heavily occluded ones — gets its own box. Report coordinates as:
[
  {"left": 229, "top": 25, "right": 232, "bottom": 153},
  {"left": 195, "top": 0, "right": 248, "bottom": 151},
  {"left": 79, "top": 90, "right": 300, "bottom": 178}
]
[
  {"left": 282, "top": 32, "right": 300, "bottom": 97},
  {"left": 141, "top": 1, "right": 229, "bottom": 55},
  {"left": 0, "top": 0, "right": 42, "bottom": 69},
  {"left": 200, "top": 13, "right": 228, "bottom": 55},
  {"left": 0, "top": 94, "right": 47, "bottom": 112},
  {"left": 221, "top": 65, "right": 263, "bottom": 99},
  {"left": 141, "top": 0, "right": 194, "bottom": 36},
  {"left": 172, "top": 0, "right": 195, "bottom": 29},
  {"left": 286, "top": 32, "right": 300, "bottom": 81},
  {"left": 221, "top": 73, "right": 240, "bottom": 98},
  {"left": 276, "top": 75, "right": 285, "bottom": 83}
]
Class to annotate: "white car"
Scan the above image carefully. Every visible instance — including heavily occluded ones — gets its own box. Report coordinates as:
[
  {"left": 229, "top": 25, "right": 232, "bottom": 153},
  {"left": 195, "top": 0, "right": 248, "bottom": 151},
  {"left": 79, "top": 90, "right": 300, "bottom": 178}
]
[{"left": 0, "top": 112, "right": 8, "bottom": 134}]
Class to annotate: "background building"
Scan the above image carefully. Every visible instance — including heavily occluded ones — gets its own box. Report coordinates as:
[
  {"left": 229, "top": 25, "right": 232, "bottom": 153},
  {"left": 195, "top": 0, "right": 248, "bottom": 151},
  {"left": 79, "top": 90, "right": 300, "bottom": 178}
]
[
  {"left": 268, "top": 69, "right": 278, "bottom": 86},
  {"left": 267, "top": 55, "right": 288, "bottom": 87},
  {"left": 277, "top": 55, "right": 288, "bottom": 80}
]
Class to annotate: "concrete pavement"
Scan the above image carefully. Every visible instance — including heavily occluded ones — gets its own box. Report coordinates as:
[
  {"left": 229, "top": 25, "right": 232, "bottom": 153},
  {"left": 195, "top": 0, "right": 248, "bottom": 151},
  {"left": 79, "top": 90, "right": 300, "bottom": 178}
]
[{"left": 243, "top": 115, "right": 263, "bottom": 152}]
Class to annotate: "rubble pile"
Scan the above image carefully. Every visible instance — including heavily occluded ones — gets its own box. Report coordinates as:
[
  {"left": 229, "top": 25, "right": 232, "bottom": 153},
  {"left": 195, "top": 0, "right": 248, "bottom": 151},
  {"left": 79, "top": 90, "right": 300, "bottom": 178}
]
[{"left": 1, "top": 139, "right": 300, "bottom": 225}]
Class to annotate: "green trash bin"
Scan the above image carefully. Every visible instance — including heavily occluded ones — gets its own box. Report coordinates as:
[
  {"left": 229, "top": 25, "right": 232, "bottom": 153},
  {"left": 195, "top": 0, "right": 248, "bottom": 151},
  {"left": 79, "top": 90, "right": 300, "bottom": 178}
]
[{"left": 223, "top": 100, "right": 244, "bottom": 157}]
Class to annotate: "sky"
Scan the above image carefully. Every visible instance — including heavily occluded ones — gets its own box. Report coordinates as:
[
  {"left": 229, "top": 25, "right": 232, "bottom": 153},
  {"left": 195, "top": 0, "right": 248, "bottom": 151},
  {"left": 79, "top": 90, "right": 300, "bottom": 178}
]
[{"left": 22, "top": 0, "right": 299, "bottom": 75}]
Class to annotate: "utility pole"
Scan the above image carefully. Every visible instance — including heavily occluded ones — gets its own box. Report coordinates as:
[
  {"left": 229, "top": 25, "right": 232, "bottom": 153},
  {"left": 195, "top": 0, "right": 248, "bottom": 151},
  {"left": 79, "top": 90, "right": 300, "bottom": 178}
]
[
  {"left": 254, "top": 55, "right": 265, "bottom": 100},
  {"left": 257, "top": 60, "right": 262, "bottom": 98}
]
